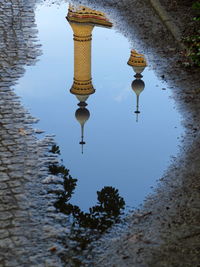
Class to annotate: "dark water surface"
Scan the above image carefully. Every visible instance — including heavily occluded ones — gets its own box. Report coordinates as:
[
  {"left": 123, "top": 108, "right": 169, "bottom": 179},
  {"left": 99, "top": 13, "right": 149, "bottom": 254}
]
[{"left": 15, "top": 3, "right": 183, "bottom": 211}]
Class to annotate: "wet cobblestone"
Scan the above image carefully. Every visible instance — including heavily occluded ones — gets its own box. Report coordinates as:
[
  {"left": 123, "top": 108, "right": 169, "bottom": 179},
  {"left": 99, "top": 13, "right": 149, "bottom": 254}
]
[{"left": 0, "top": 1, "right": 66, "bottom": 266}]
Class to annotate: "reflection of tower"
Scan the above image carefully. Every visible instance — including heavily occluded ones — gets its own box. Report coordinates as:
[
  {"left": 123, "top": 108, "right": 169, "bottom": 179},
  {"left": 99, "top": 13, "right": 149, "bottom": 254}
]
[
  {"left": 69, "top": 22, "right": 95, "bottom": 101},
  {"left": 67, "top": 5, "right": 112, "bottom": 153},
  {"left": 127, "top": 49, "right": 147, "bottom": 122},
  {"left": 131, "top": 78, "right": 145, "bottom": 122},
  {"left": 75, "top": 102, "right": 90, "bottom": 154},
  {"left": 67, "top": 5, "right": 112, "bottom": 102}
]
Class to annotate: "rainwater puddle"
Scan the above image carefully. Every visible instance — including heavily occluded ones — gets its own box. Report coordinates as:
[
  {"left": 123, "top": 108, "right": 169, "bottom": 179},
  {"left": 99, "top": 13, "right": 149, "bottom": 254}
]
[{"left": 15, "top": 3, "right": 183, "bottom": 213}]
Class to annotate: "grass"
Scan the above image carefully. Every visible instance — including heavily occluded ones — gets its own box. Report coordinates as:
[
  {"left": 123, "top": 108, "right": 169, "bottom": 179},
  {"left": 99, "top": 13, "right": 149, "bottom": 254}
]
[{"left": 182, "top": 1, "right": 200, "bottom": 67}]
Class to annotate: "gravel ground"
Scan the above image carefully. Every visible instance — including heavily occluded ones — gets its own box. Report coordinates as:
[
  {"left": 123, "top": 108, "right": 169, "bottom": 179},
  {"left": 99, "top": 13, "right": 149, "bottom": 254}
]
[{"left": 61, "top": 0, "right": 200, "bottom": 266}]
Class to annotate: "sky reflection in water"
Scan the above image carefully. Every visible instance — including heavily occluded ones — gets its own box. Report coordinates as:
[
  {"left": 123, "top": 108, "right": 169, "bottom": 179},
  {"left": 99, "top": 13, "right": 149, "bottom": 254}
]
[{"left": 15, "top": 4, "right": 183, "bottom": 211}]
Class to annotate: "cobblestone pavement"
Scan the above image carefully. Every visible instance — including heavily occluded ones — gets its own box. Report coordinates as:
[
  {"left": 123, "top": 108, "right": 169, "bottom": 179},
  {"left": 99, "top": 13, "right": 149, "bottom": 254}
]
[{"left": 0, "top": 1, "right": 67, "bottom": 266}]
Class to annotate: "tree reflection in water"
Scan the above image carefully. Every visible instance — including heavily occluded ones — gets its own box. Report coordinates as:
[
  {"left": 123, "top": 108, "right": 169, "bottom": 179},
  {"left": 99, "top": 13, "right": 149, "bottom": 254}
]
[{"left": 48, "top": 145, "right": 125, "bottom": 254}]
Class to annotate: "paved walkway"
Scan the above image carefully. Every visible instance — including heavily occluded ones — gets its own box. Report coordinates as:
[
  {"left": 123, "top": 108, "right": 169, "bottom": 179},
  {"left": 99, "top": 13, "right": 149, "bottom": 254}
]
[{"left": 0, "top": 1, "right": 66, "bottom": 266}]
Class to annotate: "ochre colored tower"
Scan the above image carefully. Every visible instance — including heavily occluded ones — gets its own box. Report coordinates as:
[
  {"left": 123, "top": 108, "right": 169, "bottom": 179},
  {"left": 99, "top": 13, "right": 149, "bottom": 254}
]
[
  {"left": 67, "top": 5, "right": 112, "bottom": 101},
  {"left": 69, "top": 22, "right": 94, "bottom": 97}
]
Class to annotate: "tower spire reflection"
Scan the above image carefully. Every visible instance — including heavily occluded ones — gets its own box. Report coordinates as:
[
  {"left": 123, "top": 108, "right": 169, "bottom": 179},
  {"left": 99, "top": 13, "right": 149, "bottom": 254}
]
[
  {"left": 75, "top": 102, "right": 90, "bottom": 154},
  {"left": 127, "top": 50, "right": 147, "bottom": 121},
  {"left": 67, "top": 5, "right": 112, "bottom": 153},
  {"left": 131, "top": 78, "right": 145, "bottom": 122}
]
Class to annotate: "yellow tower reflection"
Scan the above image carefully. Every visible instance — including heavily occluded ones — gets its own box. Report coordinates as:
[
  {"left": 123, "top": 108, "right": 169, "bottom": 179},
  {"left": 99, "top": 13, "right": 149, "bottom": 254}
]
[
  {"left": 127, "top": 50, "right": 147, "bottom": 122},
  {"left": 67, "top": 5, "right": 112, "bottom": 102},
  {"left": 67, "top": 5, "right": 112, "bottom": 153}
]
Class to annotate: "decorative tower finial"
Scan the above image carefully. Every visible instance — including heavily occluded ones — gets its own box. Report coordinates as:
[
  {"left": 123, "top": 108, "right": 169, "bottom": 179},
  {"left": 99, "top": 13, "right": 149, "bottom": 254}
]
[{"left": 80, "top": 127, "right": 86, "bottom": 154}]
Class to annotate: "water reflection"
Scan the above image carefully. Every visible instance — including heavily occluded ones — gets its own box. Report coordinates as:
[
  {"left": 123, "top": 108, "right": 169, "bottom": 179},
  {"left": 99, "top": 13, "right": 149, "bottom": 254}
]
[
  {"left": 49, "top": 6, "right": 125, "bottom": 255},
  {"left": 16, "top": 2, "right": 183, "bottom": 212},
  {"left": 67, "top": 5, "right": 149, "bottom": 148},
  {"left": 50, "top": 145, "right": 125, "bottom": 252}
]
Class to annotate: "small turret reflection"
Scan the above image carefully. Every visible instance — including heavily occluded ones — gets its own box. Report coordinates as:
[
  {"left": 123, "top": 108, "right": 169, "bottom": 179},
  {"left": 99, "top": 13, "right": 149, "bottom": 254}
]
[
  {"left": 127, "top": 49, "right": 147, "bottom": 74},
  {"left": 127, "top": 49, "right": 147, "bottom": 122},
  {"left": 75, "top": 101, "right": 90, "bottom": 154}
]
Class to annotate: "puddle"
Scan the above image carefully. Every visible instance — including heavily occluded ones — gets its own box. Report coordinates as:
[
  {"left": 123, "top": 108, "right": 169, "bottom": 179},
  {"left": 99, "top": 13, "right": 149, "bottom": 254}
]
[{"left": 15, "top": 3, "right": 183, "bottom": 214}]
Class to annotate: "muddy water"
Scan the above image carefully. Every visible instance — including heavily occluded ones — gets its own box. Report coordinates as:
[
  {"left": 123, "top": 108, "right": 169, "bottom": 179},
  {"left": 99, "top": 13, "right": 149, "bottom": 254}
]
[{"left": 15, "top": 3, "right": 183, "bottom": 211}]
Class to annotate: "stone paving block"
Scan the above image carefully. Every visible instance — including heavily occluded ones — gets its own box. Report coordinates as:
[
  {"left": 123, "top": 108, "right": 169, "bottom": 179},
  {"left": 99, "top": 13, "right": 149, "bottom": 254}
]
[
  {"left": 8, "top": 180, "right": 22, "bottom": 188},
  {"left": 0, "top": 183, "right": 8, "bottom": 190},
  {"left": 0, "top": 238, "right": 14, "bottom": 249},
  {"left": 0, "top": 229, "right": 9, "bottom": 239},
  {"left": 0, "top": 220, "right": 12, "bottom": 229},
  {"left": 0, "top": 211, "right": 13, "bottom": 221},
  {"left": 12, "top": 236, "right": 29, "bottom": 246},
  {"left": 0, "top": 189, "right": 11, "bottom": 196},
  {"left": 0, "top": 173, "right": 10, "bottom": 182}
]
